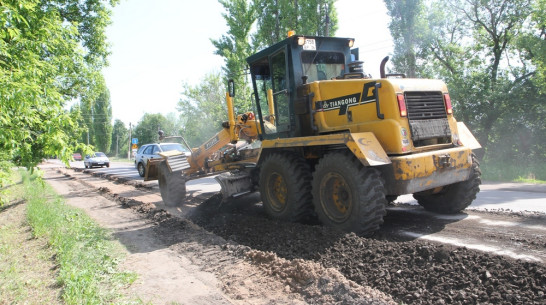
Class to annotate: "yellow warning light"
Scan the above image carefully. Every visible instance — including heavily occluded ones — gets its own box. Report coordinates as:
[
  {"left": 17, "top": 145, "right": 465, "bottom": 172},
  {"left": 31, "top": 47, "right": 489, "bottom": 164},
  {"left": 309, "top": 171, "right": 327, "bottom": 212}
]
[
  {"left": 288, "top": 30, "right": 296, "bottom": 37},
  {"left": 348, "top": 39, "right": 355, "bottom": 47},
  {"left": 297, "top": 37, "right": 305, "bottom": 46}
]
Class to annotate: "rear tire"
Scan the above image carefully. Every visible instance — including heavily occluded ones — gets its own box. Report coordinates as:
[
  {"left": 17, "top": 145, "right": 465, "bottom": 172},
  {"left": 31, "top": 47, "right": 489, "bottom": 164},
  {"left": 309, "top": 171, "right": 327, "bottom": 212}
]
[
  {"left": 158, "top": 161, "right": 186, "bottom": 207},
  {"left": 259, "top": 152, "right": 313, "bottom": 222},
  {"left": 414, "top": 153, "right": 481, "bottom": 214},
  {"left": 312, "top": 152, "right": 386, "bottom": 236},
  {"left": 137, "top": 163, "right": 145, "bottom": 177}
]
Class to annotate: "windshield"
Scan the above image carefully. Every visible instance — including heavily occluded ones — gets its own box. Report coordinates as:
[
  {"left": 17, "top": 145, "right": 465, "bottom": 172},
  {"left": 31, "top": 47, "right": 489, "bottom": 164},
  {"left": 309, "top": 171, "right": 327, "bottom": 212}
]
[
  {"left": 95, "top": 152, "right": 107, "bottom": 157},
  {"left": 301, "top": 51, "right": 345, "bottom": 82},
  {"left": 160, "top": 144, "right": 186, "bottom": 152}
]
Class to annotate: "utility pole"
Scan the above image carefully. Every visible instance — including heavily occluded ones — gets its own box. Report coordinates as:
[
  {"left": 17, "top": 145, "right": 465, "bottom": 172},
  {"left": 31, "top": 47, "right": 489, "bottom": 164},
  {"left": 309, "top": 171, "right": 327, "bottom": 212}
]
[
  {"left": 116, "top": 134, "right": 119, "bottom": 157},
  {"left": 128, "top": 122, "right": 132, "bottom": 159}
]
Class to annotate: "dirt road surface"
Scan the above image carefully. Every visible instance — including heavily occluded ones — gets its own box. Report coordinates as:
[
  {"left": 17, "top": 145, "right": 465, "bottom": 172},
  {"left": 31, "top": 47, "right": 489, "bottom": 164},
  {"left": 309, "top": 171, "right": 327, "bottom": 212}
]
[{"left": 40, "top": 161, "right": 545, "bottom": 304}]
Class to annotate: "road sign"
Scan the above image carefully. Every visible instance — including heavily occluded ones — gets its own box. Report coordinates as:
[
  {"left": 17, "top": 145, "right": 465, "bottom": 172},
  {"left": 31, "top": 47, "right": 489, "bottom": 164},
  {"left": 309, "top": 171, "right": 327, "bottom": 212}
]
[
  {"left": 132, "top": 144, "right": 138, "bottom": 149},
  {"left": 132, "top": 138, "right": 138, "bottom": 145}
]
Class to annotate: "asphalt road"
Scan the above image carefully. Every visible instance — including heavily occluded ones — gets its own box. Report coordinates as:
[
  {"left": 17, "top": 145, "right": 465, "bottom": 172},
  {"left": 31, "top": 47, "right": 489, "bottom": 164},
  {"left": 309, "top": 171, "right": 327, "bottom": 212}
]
[{"left": 65, "top": 159, "right": 546, "bottom": 214}]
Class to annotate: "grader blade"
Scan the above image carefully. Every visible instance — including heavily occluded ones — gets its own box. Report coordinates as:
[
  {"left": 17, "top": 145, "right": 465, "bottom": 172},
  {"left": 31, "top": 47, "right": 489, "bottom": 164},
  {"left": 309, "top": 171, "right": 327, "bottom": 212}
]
[{"left": 215, "top": 171, "right": 254, "bottom": 202}]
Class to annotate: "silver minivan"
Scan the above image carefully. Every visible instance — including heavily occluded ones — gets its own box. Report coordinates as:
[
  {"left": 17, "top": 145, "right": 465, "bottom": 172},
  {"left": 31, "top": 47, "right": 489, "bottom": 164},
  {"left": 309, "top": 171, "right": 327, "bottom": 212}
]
[{"left": 134, "top": 143, "right": 189, "bottom": 177}]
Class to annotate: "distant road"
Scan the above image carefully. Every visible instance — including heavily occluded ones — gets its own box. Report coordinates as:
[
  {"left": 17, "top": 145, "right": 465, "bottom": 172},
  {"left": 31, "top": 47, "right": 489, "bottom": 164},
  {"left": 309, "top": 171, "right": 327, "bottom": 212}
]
[{"left": 51, "top": 159, "right": 546, "bottom": 214}]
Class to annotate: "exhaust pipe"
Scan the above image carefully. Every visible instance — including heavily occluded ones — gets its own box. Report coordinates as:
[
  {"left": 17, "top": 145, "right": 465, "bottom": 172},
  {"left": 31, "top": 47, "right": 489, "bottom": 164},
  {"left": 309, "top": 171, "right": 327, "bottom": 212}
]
[{"left": 380, "top": 56, "right": 389, "bottom": 78}]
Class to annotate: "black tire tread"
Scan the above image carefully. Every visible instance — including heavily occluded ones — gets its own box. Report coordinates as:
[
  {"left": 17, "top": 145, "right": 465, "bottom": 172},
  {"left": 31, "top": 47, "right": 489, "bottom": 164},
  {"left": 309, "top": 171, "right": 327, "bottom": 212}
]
[
  {"left": 158, "top": 161, "right": 186, "bottom": 207},
  {"left": 137, "top": 163, "right": 145, "bottom": 177},
  {"left": 414, "top": 153, "right": 481, "bottom": 214},
  {"left": 258, "top": 152, "right": 314, "bottom": 222},
  {"left": 312, "top": 151, "right": 386, "bottom": 236}
]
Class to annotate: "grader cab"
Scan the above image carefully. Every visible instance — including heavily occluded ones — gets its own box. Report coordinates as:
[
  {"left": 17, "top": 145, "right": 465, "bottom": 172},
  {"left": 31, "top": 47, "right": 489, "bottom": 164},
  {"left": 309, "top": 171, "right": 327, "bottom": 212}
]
[{"left": 152, "top": 34, "right": 482, "bottom": 236}]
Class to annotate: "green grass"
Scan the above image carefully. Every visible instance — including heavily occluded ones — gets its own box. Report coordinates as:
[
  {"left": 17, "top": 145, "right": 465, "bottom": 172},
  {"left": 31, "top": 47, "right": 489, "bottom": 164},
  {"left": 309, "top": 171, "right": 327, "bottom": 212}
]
[
  {"left": 20, "top": 169, "right": 137, "bottom": 304},
  {"left": 1, "top": 170, "right": 61, "bottom": 304},
  {"left": 481, "top": 159, "right": 546, "bottom": 183}
]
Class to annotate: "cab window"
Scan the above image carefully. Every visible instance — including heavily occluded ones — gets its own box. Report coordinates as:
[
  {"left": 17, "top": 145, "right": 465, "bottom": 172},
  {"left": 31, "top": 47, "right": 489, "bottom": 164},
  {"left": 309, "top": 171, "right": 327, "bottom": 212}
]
[{"left": 301, "top": 51, "right": 345, "bottom": 82}]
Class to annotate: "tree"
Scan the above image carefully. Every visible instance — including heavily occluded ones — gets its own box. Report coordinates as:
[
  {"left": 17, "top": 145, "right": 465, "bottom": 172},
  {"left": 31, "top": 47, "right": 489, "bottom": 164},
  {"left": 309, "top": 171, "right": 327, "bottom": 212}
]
[
  {"left": 92, "top": 86, "right": 113, "bottom": 153},
  {"left": 133, "top": 113, "right": 170, "bottom": 146},
  {"left": 211, "top": 0, "right": 339, "bottom": 119},
  {"left": 517, "top": 0, "right": 546, "bottom": 93},
  {"left": 383, "top": 0, "right": 426, "bottom": 77},
  {"left": 177, "top": 72, "right": 228, "bottom": 147},
  {"left": 253, "top": 0, "right": 338, "bottom": 48},
  {"left": 385, "top": 0, "right": 545, "bottom": 178},
  {"left": 111, "top": 120, "right": 128, "bottom": 157},
  {"left": 0, "top": 0, "right": 116, "bottom": 176},
  {"left": 77, "top": 74, "right": 113, "bottom": 152},
  {"left": 211, "top": 0, "right": 256, "bottom": 111}
]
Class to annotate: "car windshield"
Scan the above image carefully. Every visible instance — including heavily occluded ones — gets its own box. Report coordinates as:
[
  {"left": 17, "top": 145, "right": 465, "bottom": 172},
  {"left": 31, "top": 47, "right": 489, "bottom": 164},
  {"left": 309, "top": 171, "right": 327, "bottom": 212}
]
[
  {"left": 95, "top": 152, "right": 107, "bottom": 157},
  {"left": 160, "top": 144, "right": 186, "bottom": 152}
]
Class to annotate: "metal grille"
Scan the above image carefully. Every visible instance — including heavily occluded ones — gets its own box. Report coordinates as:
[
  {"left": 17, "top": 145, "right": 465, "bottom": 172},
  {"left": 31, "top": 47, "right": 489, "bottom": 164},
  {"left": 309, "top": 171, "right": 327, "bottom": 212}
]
[
  {"left": 405, "top": 91, "right": 447, "bottom": 120},
  {"left": 405, "top": 91, "right": 451, "bottom": 145},
  {"left": 166, "top": 154, "right": 190, "bottom": 172}
]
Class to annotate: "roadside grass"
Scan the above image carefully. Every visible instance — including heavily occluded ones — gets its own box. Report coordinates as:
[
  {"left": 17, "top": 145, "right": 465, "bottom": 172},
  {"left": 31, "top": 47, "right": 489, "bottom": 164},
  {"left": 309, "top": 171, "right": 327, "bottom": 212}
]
[
  {"left": 0, "top": 170, "right": 61, "bottom": 303},
  {"left": 9, "top": 168, "right": 138, "bottom": 304},
  {"left": 481, "top": 160, "right": 546, "bottom": 184}
]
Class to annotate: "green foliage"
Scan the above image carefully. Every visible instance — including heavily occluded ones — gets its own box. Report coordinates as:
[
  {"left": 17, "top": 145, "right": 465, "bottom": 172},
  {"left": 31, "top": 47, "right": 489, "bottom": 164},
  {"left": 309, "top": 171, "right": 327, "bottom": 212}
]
[
  {"left": 0, "top": 0, "right": 116, "bottom": 169},
  {"left": 516, "top": 0, "right": 546, "bottom": 94},
  {"left": 133, "top": 113, "right": 169, "bottom": 146},
  {"left": 77, "top": 74, "right": 113, "bottom": 153},
  {"left": 208, "top": 0, "right": 339, "bottom": 138},
  {"left": 211, "top": 0, "right": 256, "bottom": 110},
  {"left": 22, "top": 169, "right": 136, "bottom": 304},
  {"left": 177, "top": 72, "right": 228, "bottom": 147},
  {"left": 253, "top": 0, "right": 337, "bottom": 48},
  {"left": 481, "top": 159, "right": 546, "bottom": 182},
  {"left": 383, "top": 0, "right": 426, "bottom": 77},
  {"left": 385, "top": 0, "right": 545, "bottom": 179},
  {"left": 92, "top": 86, "right": 113, "bottom": 153},
  {"left": 110, "top": 119, "right": 128, "bottom": 157}
]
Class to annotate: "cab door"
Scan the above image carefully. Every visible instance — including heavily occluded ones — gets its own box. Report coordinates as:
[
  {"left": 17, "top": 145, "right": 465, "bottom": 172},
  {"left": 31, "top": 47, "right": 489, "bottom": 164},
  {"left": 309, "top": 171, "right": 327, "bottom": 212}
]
[
  {"left": 269, "top": 48, "right": 291, "bottom": 136},
  {"left": 249, "top": 46, "right": 293, "bottom": 140}
]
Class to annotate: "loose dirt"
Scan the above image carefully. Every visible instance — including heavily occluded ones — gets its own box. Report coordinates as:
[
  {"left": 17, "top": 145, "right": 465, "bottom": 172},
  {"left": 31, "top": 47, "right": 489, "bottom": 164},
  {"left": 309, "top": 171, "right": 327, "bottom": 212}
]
[
  {"left": 43, "top": 166, "right": 395, "bottom": 304},
  {"left": 41, "top": 163, "right": 546, "bottom": 304}
]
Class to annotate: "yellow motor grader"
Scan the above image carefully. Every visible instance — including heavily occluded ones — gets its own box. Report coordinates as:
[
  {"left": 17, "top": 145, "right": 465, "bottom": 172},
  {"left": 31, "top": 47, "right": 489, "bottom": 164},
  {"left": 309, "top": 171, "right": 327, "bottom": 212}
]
[{"left": 147, "top": 34, "right": 481, "bottom": 235}]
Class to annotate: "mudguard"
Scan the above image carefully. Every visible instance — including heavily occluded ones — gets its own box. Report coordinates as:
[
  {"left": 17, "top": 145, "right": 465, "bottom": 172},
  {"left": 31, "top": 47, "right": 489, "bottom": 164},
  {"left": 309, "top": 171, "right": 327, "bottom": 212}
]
[
  {"left": 457, "top": 122, "right": 482, "bottom": 150},
  {"left": 260, "top": 132, "right": 391, "bottom": 167}
]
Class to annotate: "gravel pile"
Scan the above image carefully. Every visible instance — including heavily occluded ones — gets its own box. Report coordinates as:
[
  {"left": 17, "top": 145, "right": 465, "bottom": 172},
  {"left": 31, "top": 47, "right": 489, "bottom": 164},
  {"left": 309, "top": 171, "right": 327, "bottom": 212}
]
[{"left": 190, "top": 198, "right": 546, "bottom": 305}]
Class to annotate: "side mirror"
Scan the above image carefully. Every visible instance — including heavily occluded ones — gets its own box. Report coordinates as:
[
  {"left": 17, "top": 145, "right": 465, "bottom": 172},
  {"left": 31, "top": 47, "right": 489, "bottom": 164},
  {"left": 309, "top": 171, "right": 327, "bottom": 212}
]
[{"left": 228, "top": 79, "right": 235, "bottom": 97}]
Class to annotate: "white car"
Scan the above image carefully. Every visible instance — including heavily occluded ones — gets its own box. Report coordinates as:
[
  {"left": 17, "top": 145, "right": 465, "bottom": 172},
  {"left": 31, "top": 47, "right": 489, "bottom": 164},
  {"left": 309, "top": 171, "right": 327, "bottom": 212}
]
[
  {"left": 84, "top": 152, "right": 110, "bottom": 168},
  {"left": 134, "top": 143, "right": 189, "bottom": 177}
]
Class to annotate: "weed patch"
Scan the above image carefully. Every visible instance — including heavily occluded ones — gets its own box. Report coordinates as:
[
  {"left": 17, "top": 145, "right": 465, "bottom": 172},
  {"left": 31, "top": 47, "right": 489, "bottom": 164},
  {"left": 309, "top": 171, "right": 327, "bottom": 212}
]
[{"left": 19, "top": 169, "right": 137, "bottom": 304}]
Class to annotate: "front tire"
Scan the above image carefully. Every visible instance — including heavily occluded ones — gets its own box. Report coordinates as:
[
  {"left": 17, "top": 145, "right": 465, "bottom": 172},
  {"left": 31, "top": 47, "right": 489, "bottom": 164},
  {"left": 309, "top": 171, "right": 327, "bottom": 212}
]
[
  {"left": 312, "top": 152, "right": 386, "bottom": 236},
  {"left": 414, "top": 153, "right": 481, "bottom": 214},
  {"left": 158, "top": 161, "right": 186, "bottom": 207},
  {"left": 137, "top": 163, "right": 145, "bottom": 177},
  {"left": 259, "top": 152, "right": 313, "bottom": 222}
]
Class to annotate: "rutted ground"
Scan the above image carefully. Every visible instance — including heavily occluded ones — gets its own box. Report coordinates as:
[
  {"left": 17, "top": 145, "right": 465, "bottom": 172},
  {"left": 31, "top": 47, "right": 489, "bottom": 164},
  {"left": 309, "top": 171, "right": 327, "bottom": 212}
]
[
  {"left": 43, "top": 166, "right": 395, "bottom": 304},
  {"left": 43, "top": 163, "right": 545, "bottom": 304}
]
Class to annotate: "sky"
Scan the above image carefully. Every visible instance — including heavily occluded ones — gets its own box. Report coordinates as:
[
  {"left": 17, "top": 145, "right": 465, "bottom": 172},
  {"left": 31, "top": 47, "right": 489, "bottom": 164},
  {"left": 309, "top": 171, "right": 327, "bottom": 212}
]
[{"left": 102, "top": 0, "right": 394, "bottom": 127}]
